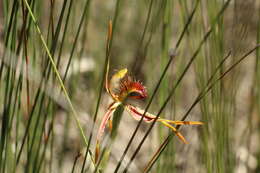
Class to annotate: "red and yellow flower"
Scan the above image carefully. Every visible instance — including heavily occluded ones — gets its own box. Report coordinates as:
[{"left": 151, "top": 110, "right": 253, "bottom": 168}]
[
  {"left": 95, "top": 68, "right": 203, "bottom": 160},
  {"left": 95, "top": 21, "right": 202, "bottom": 162}
]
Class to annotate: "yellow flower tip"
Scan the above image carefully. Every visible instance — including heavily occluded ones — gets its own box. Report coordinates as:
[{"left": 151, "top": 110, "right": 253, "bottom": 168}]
[
  {"left": 181, "top": 121, "right": 204, "bottom": 125},
  {"left": 95, "top": 142, "right": 100, "bottom": 164},
  {"left": 160, "top": 121, "right": 189, "bottom": 144},
  {"left": 114, "top": 68, "right": 128, "bottom": 79},
  {"left": 108, "top": 20, "right": 113, "bottom": 39},
  {"left": 108, "top": 69, "right": 128, "bottom": 101},
  {"left": 183, "top": 140, "right": 189, "bottom": 144},
  {"left": 109, "top": 118, "right": 113, "bottom": 131},
  {"left": 192, "top": 121, "right": 204, "bottom": 125},
  {"left": 176, "top": 132, "right": 188, "bottom": 144}
]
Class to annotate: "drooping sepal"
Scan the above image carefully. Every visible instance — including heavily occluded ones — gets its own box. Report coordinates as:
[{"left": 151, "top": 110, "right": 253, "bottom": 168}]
[
  {"left": 95, "top": 102, "right": 120, "bottom": 162},
  {"left": 124, "top": 104, "right": 203, "bottom": 144},
  {"left": 125, "top": 104, "right": 156, "bottom": 122}
]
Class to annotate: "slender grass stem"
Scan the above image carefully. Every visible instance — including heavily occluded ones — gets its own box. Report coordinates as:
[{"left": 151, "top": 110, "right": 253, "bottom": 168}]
[
  {"left": 144, "top": 44, "right": 260, "bottom": 172},
  {"left": 113, "top": 1, "right": 199, "bottom": 171},
  {"left": 22, "top": 0, "right": 89, "bottom": 149},
  {"left": 122, "top": 1, "right": 231, "bottom": 172}
]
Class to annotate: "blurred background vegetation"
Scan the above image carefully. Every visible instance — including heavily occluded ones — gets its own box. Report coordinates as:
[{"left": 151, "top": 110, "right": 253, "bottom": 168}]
[{"left": 0, "top": 0, "right": 259, "bottom": 172}]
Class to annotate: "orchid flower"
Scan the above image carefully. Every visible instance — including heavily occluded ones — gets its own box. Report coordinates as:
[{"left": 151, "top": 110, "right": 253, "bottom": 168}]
[
  {"left": 95, "top": 21, "right": 202, "bottom": 162},
  {"left": 95, "top": 68, "right": 203, "bottom": 160}
]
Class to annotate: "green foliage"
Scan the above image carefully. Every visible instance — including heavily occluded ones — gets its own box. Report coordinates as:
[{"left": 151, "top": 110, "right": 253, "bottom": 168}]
[
  {"left": 111, "top": 104, "right": 124, "bottom": 140},
  {"left": 0, "top": 0, "right": 259, "bottom": 172}
]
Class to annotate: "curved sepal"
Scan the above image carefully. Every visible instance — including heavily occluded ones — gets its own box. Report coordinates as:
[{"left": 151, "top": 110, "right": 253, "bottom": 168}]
[{"left": 124, "top": 104, "right": 203, "bottom": 144}]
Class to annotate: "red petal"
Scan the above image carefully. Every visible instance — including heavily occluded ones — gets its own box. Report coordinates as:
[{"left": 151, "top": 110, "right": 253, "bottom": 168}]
[
  {"left": 125, "top": 104, "right": 156, "bottom": 122},
  {"left": 96, "top": 102, "right": 119, "bottom": 142}
]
